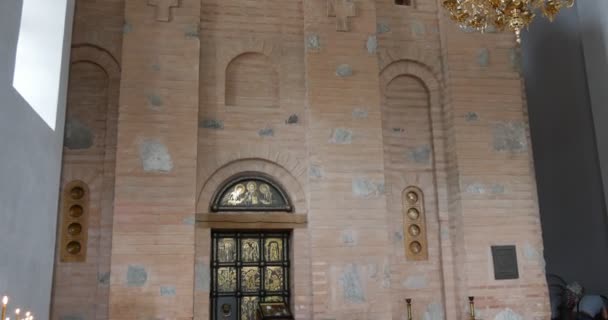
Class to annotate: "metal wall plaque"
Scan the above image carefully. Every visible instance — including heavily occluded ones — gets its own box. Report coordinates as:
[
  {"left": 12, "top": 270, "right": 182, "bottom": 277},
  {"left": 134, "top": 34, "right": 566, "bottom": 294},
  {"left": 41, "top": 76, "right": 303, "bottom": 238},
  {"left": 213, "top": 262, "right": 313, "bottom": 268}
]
[
  {"left": 491, "top": 245, "right": 519, "bottom": 280},
  {"left": 212, "top": 174, "right": 292, "bottom": 212}
]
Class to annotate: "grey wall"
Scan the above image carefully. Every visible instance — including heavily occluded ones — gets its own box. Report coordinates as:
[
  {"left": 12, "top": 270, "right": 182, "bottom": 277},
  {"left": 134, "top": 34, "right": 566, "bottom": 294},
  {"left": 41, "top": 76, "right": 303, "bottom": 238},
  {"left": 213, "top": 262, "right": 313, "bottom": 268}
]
[
  {"left": 0, "top": 0, "right": 74, "bottom": 318},
  {"left": 522, "top": 3, "right": 608, "bottom": 295},
  {"left": 577, "top": 1, "right": 608, "bottom": 217}
]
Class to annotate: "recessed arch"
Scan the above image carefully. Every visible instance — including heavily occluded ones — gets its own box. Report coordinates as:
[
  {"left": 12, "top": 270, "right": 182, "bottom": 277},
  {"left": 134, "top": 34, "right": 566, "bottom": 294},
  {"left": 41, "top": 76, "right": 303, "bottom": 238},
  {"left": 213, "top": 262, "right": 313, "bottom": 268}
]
[
  {"left": 380, "top": 58, "right": 462, "bottom": 318},
  {"left": 225, "top": 52, "right": 279, "bottom": 108},
  {"left": 197, "top": 158, "right": 306, "bottom": 215}
]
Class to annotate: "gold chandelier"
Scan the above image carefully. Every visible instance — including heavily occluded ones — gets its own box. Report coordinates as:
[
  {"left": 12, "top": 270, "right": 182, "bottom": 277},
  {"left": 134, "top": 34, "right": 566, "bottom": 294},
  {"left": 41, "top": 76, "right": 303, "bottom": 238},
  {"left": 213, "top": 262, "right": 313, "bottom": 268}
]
[{"left": 441, "top": 0, "right": 575, "bottom": 43}]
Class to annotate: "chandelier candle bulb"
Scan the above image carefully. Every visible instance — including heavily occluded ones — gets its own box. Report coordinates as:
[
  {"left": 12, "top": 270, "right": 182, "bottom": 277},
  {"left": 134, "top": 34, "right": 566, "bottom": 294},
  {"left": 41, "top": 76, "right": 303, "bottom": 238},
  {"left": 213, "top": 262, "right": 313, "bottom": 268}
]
[
  {"left": 1, "top": 296, "right": 7, "bottom": 320},
  {"left": 14, "top": 309, "right": 19, "bottom": 320}
]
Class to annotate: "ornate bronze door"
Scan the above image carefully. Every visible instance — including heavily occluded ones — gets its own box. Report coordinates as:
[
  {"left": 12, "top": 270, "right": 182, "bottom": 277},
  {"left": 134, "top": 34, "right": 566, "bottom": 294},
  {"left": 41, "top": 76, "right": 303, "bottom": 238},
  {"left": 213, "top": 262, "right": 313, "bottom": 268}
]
[{"left": 211, "top": 231, "right": 290, "bottom": 320}]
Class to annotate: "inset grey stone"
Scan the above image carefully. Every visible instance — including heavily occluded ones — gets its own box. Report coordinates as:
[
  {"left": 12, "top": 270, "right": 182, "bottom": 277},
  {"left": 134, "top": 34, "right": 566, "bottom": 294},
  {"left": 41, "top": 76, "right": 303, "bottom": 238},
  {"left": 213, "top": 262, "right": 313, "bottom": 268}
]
[
  {"left": 98, "top": 271, "right": 110, "bottom": 285},
  {"left": 183, "top": 216, "right": 195, "bottom": 226},
  {"left": 403, "top": 275, "right": 427, "bottom": 289},
  {"left": 60, "top": 315, "right": 84, "bottom": 320},
  {"left": 366, "top": 35, "right": 377, "bottom": 54},
  {"left": 151, "top": 63, "right": 161, "bottom": 71},
  {"left": 493, "top": 121, "right": 527, "bottom": 153},
  {"left": 377, "top": 22, "right": 391, "bottom": 34},
  {"left": 407, "top": 145, "right": 432, "bottom": 164},
  {"left": 127, "top": 265, "right": 148, "bottom": 287},
  {"left": 423, "top": 303, "right": 444, "bottom": 320},
  {"left": 341, "top": 229, "right": 357, "bottom": 246},
  {"left": 352, "top": 108, "right": 368, "bottom": 119},
  {"left": 465, "top": 182, "right": 486, "bottom": 194},
  {"left": 195, "top": 262, "right": 210, "bottom": 292},
  {"left": 139, "top": 139, "right": 173, "bottom": 173},
  {"left": 336, "top": 64, "right": 353, "bottom": 77},
  {"left": 286, "top": 114, "right": 299, "bottom": 124},
  {"left": 160, "top": 285, "right": 176, "bottom": 297},
  {"left": 340, "top": 264, "right": 365, "bottom": 303},
  {"left": 523, "top": 242, "right": 539, "bottom": 261},
  {"left": 381, "top": 263, "right": 391, "bottom": 288},
  {"left": 307, "top": 34, "right": 321, "bottom": 51},
  {"left": 394, "top": 231, "right": 403, "bottom": 241},
  {"left": 200, "top": 119, "right": 224, "bottom": 130},
  {"left": 352, "top": 177, "right": 384, "bottom": 198},
  {"left": 147, "top": 93, "right": 163, "bottom": 108},
  {"left": 510, "top": 48, "right": 523, "bottom": 73},
  {"left": 185, "top": 25, "right": 200, "bottom": 38},
  {"left": 523, "top": 242, "right": 545, "bottom": 268},
  {"left": 309, "top": 165, "right": 323, "bottom": 179},
  {"left": 411, "top": 20, "right": 426, "bottom": 37},
  {"left": 329, "top": 128, "right": 353, "bottom": 144},
  {"left": 477, "top": 48, "right": 490, "bottom": 67},
  {"left": 258, "top": 127, "right": 274, "bottom": 137},
  {"left": 490, "top": 184, "right": 505, "bottom": 194},
  {"left": 64, "top": 117, "right": 94, "bottom": 150},
  {"left": 393, "top": 127, "right": 404, "bottom": 133},
  {"left": 123, "top": 22, "right": 133, "bottom": 34},
  {"left": 494, "top": 309, "right": 523, "bottom": 320},
  {"left": 465, "top": 112, "right": 479, "bottom": 122},
  {"left": 440, "top": 227, "right": 449, "bottom": 239}
]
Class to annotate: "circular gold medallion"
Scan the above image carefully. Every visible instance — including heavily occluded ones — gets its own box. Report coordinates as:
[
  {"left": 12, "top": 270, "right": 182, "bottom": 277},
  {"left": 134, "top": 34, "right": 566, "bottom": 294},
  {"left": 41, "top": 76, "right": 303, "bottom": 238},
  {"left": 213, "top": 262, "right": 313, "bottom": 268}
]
[
  {"left": 69, "top": 204, "right": 84, "bottom": 218},
  {"left": 406, "top": 191, "right": 418, "bottom": 204},
  {"left": 67, "top": 223, "right": 82, "bottom": 236},
  {"left": 408, "top": 224, "right": 421, "bottom": 237},
  {"left": 409, "top": 241, "right": 422, "bottom": 254},
  {"left": 407, "top": 208, "right": 420, "bottom": 220},
  {"left": 70, "top": 186, "right": 85, "bottom": 200},
  {"left": 66, "top": 241, "right": 81, "bottom": 255}
]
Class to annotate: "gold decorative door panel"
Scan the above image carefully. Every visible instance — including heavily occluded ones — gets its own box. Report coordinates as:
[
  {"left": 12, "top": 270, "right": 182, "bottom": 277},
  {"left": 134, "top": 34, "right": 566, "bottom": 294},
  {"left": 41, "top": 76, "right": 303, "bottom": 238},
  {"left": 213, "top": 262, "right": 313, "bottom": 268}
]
[{"left": 211, "top": 231, "right": 290, "bottom": 320}]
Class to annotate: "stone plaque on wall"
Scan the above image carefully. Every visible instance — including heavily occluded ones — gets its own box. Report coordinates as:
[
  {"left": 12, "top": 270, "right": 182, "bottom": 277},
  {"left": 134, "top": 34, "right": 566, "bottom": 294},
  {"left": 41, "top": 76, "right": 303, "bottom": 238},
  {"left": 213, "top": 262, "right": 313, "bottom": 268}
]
[{"left": 491, "top": 245, "right": 519, "bottom": 280}]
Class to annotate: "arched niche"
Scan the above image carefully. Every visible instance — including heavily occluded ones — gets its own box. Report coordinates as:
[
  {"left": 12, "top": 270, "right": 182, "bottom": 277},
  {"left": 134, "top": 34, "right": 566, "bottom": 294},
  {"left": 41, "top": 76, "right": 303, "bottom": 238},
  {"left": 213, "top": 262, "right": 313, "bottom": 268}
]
[
  {"left": 211, "top": 173, "right": 293, "bottom": 212},
  {"left": 196, "top": 159, "right": 307, "bottom": 229},
  {"left": 225, "top": 52, "right": 279, "bottom": 108}
]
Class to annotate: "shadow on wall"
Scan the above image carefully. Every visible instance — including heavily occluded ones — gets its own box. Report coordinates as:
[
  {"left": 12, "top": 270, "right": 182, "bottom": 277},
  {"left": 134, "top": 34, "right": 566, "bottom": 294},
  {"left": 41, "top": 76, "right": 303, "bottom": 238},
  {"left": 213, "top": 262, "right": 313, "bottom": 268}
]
[{"left": 521, "top": 7, "right": 608, "bottom": 296}]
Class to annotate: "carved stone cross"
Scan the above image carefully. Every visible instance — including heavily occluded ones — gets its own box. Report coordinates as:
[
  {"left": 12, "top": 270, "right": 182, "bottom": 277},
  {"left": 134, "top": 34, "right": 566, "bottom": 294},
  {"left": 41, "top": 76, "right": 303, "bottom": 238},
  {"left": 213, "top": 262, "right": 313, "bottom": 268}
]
[
  {"left": 148, "top": 0, "right": 179, "bottom": 22},
  {"left": 327, "top": 0, "right": 356, "bottom": 32}
]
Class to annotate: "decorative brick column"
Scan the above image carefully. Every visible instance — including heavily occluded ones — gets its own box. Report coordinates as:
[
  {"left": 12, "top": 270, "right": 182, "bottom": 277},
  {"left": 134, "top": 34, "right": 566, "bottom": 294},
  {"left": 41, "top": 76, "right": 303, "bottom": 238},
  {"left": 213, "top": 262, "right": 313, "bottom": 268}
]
[
  {"left": 108, "top": 0, "right": 200, "bottom": 318},
  {"left": 304, "top": 0, "right": 393, "bottom": 318}
]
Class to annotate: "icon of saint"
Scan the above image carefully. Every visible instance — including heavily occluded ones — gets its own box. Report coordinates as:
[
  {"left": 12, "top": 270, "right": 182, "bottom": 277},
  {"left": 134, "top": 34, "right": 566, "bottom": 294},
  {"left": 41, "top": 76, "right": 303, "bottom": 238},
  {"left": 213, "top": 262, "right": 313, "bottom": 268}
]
[
  {"left": 259, "top": 183, "right": 273, "bottom": 205},
  {"left": 244, "top": 182, "right": 259, "bottom": 205}
]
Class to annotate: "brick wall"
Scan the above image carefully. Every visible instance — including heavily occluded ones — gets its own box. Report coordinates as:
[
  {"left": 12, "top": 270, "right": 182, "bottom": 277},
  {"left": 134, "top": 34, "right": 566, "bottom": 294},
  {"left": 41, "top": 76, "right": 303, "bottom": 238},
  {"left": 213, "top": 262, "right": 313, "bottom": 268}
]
[{"left": 55, "top": 0, "right": 550, "bottom": 319}]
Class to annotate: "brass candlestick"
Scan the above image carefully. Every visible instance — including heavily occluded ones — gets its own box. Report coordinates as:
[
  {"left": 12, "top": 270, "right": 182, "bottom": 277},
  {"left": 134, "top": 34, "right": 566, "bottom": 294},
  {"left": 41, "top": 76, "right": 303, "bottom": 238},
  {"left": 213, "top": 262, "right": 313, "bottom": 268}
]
[
  {"left": 468, "top": 296, "right": 476, "bottom": 320},
  {"left": 406, "top": 298, "right": 413, "bottom": 320}
]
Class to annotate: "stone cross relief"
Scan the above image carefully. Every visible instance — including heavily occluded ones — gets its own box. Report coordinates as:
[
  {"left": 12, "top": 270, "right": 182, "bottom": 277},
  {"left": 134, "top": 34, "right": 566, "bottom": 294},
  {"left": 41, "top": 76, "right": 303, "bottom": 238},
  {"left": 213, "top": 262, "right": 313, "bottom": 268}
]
[
  {"left": 148, "top": 0, "right": 179, "bottom": 22},
  {"left": 328, "top": 0, "right": 357, "bottom": 32}
]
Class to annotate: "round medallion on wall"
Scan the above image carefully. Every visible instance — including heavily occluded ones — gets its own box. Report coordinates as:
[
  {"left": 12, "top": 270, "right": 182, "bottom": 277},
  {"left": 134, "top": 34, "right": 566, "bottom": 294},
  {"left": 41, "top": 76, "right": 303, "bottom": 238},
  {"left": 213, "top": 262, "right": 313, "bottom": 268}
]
[
  {"left": 407, "top": 208, "right": 420, "bottom": 220},
  {"left": 66, "top": 241, "right": 82, "bottom": 255},
  {"left": 408, "top": 224, "right": 421, "bottom": 237},
  {"left": 409, "top": 241, "right": 422, "bottom": 254},
  {"left": 70, "top": 186, "right": 85, "bottom": 200},
  {"left": 406, "top": 191, "right": 418, "bottom": 204}
]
